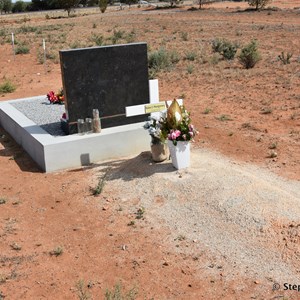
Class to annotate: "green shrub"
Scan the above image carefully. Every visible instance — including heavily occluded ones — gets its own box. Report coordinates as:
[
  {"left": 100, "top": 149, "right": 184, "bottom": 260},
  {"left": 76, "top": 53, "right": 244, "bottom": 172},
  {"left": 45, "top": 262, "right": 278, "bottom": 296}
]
[
  {"left": 212, "top": 38, "right": 237, "bottom": 60},
  {"left": 0, "top": 80, "right": 16, "bottom": 94},
  {"left": 15, "top": 44, "right": 30, "bottom": 54},
  {"left": 238, "top": 40, "right": 260, "bottom": 69},
  {"left": 278, "top": 51, "right": 292, "bottom": 65},
  {"left": 111, "top": 29, "right": 125, "bottom": 44},
  {"left": 148, "top": 48, "right": 177, "bottom": 74},
  {"left": 212, "top": 38, "right": 223, "bottom": 53},
  {"left": 185, "top": 51, "right": 197, "bottom": 61},
  {"left": 99, "top": 0, "right": 108, "bottom": 13},
  {"left": 169, "top": 50, "right": 180, "bottom": 64},
  {"left": 90, "top": 33, "right": 104, "bottom": 46},
  {"left": 105, "top": 282, "right": 138, "bottom": 300},
  {"left": 187, "top": 64, "right": 194, "bottom": 74}
]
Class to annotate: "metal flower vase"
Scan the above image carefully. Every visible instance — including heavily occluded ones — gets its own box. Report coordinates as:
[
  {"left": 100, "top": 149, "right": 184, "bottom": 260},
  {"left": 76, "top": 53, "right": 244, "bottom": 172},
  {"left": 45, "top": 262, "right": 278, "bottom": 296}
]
[
  {"left": 151, "top": 137, "right": 169, "bottom": 162},
  {"left": 167, "top": 140, "right": 190, "bottom": 169}
]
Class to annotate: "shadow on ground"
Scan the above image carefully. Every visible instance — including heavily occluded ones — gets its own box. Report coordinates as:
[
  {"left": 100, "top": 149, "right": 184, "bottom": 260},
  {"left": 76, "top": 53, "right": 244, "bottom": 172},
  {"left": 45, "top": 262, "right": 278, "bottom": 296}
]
[
  {"left": 69, "top": 151, "right": 176, "bottom": 181},
  {"left": 0, "top": 127, "right": 41, "bottom": 173}
]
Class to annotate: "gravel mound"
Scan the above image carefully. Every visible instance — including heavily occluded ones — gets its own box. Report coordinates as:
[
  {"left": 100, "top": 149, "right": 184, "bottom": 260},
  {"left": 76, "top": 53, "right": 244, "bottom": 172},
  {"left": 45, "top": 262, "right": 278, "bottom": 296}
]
[
  {"left": 94, "top": 148, "right": 300, "bottom": 284},
  {"left": 11, "top": 98, "right": 65, "bottom": 136}
]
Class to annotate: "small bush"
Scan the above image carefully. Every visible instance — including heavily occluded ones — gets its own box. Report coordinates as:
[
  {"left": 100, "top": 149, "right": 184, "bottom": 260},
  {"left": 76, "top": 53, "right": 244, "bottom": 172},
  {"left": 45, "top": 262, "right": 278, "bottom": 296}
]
[
  {"left": 186, "top": 64, "right": 194, "bottom": 74},
  {"left": 181, "top": 32, "right": 188, "bottom": 41},
  {"left": 0, "top": 80, "right": 16, "bottom": 94},
  {"left": 15, "top": 44, "right": 30, "bottom": 55},
  {"left": 125, "top": 30, "right": 136, "bottom": 43},
  {"left": 212, "top": 38, "right": 237, "bottom": 60},
  {"left": 238, "top": 40, "right": 260, "bottom": 69},
  {"left": 105, "top": 282, "right": 138, "bottom": 300},
  {"left": 212, "top": 38, "right": 223, "bottom": 53},
  {"left": 49, "top": 246, "right": 63, "bottom": 256},
  {"left": 278, "top": 51, "right": 292, "bottom": 64},
  {"left": 185, "top": 51, "right": 197, "bottom": 61},
  {"left": 111, "top": 29, "right": 125, "bottom": 44},
  {"left": 169, "top": 50, "right": 180, "bottom": 64},
  {"left": 90, "top": 33, "right": 104, "bottom": 46},
  {"left": 148, "top": 48, "right": 179, "bottom": 74},
  {"left": 99, "top": 0, "right": 108, "bottom": 13}
]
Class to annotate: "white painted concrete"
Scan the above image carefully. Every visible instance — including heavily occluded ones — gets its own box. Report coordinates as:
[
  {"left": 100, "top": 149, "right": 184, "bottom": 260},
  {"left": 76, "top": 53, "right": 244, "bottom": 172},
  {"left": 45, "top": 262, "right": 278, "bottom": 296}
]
[{"left": 0, "top": 80, "right": 160, "bottom": 172}]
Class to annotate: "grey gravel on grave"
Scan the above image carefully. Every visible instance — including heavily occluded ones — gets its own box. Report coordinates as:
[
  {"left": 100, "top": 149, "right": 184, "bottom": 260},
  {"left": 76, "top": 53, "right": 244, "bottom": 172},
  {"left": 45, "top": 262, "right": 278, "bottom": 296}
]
[
  {"left": 94, "top": 148, "right": 300, "bottom": 286},
  {"left": 11, "top": 98, "right": 66, "bottom": 136}
]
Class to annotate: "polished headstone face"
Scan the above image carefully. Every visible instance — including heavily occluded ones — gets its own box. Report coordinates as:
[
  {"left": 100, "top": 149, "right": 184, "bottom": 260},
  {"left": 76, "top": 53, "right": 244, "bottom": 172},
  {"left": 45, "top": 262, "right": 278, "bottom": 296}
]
[{"left": 60, "top": 43, "right": 149, "bottom": 133}]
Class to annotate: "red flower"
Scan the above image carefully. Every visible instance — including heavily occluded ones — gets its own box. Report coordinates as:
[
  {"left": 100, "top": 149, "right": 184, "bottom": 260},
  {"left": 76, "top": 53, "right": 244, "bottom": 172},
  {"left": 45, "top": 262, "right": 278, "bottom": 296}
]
[{"left": 47, "top": 90, "right": 64, "bottom": 104}]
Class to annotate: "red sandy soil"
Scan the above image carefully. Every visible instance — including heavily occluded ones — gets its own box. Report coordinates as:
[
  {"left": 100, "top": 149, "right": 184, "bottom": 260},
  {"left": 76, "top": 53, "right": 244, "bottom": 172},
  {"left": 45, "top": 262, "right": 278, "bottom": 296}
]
[{"left": 0, "top": 1, "right": 299, "bottom": 299}]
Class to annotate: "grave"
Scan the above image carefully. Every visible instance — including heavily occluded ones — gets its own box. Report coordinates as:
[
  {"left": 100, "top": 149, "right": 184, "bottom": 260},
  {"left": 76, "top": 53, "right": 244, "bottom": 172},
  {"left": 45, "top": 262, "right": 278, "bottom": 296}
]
[
  {"left": 60, "top": 42, "right": 149, "bottom": 134},
  {"left": 0, "top": 42, "right": 164, "bottom": 172}
]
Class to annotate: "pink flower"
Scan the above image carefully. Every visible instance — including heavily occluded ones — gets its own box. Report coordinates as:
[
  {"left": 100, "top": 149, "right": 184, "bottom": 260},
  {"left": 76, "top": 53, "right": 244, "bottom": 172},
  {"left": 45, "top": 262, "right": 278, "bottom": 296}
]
[
  {"left": 182, "top": 134, "right": 187, "bottom": 140},
  {"left": 189, "top": 131, "right": 194, "bottom": 137},
  {"left": 189, "top": 124, "right": 194, "bottom": 131},
  {"left": 168, "top": 129, "right": 181, "bottom": 140}
]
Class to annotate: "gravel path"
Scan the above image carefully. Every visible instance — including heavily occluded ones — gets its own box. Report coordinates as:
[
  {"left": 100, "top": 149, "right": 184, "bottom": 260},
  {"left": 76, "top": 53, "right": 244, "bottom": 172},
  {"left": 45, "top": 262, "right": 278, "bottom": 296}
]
[{"left": 95, "top": 147, "right": 300, "bottom": 286}]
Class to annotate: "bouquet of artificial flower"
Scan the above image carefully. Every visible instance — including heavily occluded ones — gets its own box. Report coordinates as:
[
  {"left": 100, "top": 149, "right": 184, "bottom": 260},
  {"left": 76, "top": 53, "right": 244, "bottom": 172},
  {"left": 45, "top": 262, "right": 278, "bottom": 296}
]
[
  {"left": 143, "top": 113, "right": 166, "bottom": 144},
  {"left": 161, "top": 99, "right": 197, "bottom": 146},
  {"left": 47, "top": 89, "right": 64, "bottom": 104}
]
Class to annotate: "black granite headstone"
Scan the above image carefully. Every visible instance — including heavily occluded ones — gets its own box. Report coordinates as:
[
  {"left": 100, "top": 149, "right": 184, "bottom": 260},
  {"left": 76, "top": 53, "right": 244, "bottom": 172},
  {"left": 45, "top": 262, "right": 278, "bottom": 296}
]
[{"left": 59, "top": 43, "right": 149, "bottom": 134}]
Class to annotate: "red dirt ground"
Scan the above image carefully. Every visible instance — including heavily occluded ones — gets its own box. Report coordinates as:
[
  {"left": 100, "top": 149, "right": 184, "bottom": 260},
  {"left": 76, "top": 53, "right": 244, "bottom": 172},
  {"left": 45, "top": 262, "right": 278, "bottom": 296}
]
[{"left": 0, "top": 1, "right": 299, "bottom": 299}]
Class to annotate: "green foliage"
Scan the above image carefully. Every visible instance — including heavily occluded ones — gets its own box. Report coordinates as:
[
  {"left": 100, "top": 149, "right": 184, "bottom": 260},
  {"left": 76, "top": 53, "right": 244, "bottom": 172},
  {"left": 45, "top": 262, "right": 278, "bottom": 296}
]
[
  {"left": 49, "top": 246, "right": 63, "bottom": 256},
  {"left": 105, "top": 282, "right": 138, "bottom": 300},
  {"left": 278, "top": 51, "right": 292, "bottom": 65},
  {"left": 148, "top": 48, "right": 180, "bottom": 75},
  {"left": 0, "top": 80, "right": 16, "bottom": 94},
  {"left": 15, "top": 44, "right": 30, "bottom": 54},
  {"left": 248, "top": 0, "right": 271, "bottom": 10},
  {"left": 212, "top": 38, "right": 237, "bottom": 60},
  {"left": 0, "top": 0, "right": 12, "bottom": 13},
  {"left": 238, "top": 40, "right": 260, "bottom": 69},
  {"left": 58, "top": 0, "right": 79, "bottom": 16},
  {"left": 92, "top": 169, "right": 109, "bottom": 196},
  {"left": 99, "top": 0, "right": 107, "bottom": 13},
  {"left": 111, "top": 29, "right": 125, "bottom": 44},
  {"left": 90, "top": 33, "right": 104, "bottom": 46},
  {"left": 75, "top": 280, "right": 91, "bottom": 300},
  {"left": 12, "top": 0, "right": 26, "bottom": 13},
  {"left": 186, "top": 64, "right": 194, "bottom": 74},
  {"left": 17, "top": 25, "right": 38, "bottom": 33},
  {"left": 185, "top": 51, "right": 197, "bottom": 61}
]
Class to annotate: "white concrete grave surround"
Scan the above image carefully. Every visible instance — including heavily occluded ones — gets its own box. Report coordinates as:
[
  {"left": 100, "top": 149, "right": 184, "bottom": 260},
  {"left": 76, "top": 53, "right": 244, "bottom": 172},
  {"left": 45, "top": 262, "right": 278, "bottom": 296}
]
[{"left": 0, "top": 80, "right": 167, "bottom": 173}]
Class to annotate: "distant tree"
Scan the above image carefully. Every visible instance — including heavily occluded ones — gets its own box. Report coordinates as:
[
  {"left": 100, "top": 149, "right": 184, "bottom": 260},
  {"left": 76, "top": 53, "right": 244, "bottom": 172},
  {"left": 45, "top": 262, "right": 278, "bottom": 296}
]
[
  {"left": 30, "top": 0, "right": 51, "bottom": 11},
  {"left": 58, "top": 0, "right": 80, "bottom": 16},
  {"left": 88, "top": 0, "right": 98, "bottom": 6},
  {"left": 99, "top": 0, "right": 107, "bottom": 12},
  {"left": 12, "top": 0, "right": 26, "bottom": 13},
  {"left": 248, "top": 0, "right": 271, "bottom": 10},
  {"left": 121, "top": 0, "right": 137, "bottom": 8},
  {"left": 0, "top": 0, "right": 12, "bottom": 13},
  {"left": 197, "top": 0, "right": 218, "bottom": 10}
]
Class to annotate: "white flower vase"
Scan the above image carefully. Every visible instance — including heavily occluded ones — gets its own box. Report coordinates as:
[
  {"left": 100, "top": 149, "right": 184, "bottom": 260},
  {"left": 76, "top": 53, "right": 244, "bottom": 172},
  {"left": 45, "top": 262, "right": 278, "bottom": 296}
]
[{"left": 167, "top": 140, "right": 190, "bottom": 170}]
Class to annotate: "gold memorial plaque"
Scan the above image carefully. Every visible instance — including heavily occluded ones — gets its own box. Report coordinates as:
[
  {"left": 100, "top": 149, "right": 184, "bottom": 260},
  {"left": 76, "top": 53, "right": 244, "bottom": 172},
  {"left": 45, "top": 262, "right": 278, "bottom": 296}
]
[{"left": 144, "top": 103, "right": 166, "bottom": 114}]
